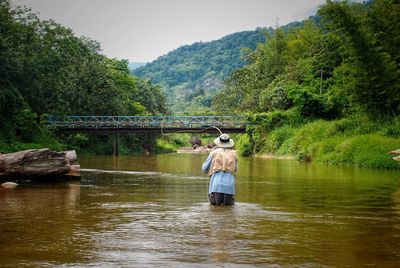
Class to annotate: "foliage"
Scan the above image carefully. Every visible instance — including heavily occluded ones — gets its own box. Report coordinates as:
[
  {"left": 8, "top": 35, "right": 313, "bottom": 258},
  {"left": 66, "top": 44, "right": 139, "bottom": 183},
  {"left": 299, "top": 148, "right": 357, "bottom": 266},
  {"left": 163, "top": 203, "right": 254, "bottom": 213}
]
[
  {"left": 236, "top": 134, "right": 253, "bottom": 157},
  {"left": 213, "top": 0, "right": 400, "bottom": 119},
  {"left": 153, "top": 134, "right": 192, "bottom": 153},
  {"left": 318, "top": 0, "right": 400, "bottom": 117},
  {"left": 209, "top": 0, "right": 400, "bottom": 168},
  {"left": 134, "top": 29, "right": 267, "bottom": 113},
  {"left": 253, "top": 115, "right": 400, "bottom": 169},
  {"left": 155, "top": 139, "right": 177, "bottom": 154},
  {"left": 0, "top": 0, "right": 167, "bottom": 154},
  {"left": 246, "top": 109, "right": 305, "bottom": 153},
  {"left": 259, "top": 77, "right": 292, "bottom": 112},
  {"left": 311, "top": 134, "right": 400, "bottom": 169},
  {"left": 287, "top": 84, "right": 339, "bottom": 118},
  {"left": 265, "top": 125, "right": 295, "bottom": 154},
  {"left": 2, "top": 0, "right": 400, "bottom": 169}
]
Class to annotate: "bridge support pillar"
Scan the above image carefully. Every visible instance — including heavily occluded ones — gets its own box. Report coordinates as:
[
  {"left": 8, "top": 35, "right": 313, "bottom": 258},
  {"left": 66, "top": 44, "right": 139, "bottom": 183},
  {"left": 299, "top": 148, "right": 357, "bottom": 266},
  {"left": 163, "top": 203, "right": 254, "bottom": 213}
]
[{"left": 113, "top": 134, "right": 119, "bottom": 156}]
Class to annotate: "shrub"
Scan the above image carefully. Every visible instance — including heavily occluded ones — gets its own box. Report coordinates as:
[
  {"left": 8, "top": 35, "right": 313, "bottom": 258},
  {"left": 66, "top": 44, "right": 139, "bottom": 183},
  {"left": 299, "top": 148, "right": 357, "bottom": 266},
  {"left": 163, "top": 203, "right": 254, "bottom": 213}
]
[
  {"left": 155, "top": 139, "right": 177, "bottom": 154},
  {"left": 314, "top": 134, "right": 400, "bottom": 169},
  {"left": 245, "top": 112, "right": 400, "bottom": 169},
  {"left": 236, "top": 133, "right": 252, "bottom": 156},
  {"left": 259, "top": 77, "right": 292, "bottom": 111},
  {"left": 380, "top": 116, "right": 400, "bottom": 137},
  {"left": 248, "top": 111, "right": 289, "bottom": 132},
  {"left": 267, "top": 125, "right": 295, "bottom": 154}
]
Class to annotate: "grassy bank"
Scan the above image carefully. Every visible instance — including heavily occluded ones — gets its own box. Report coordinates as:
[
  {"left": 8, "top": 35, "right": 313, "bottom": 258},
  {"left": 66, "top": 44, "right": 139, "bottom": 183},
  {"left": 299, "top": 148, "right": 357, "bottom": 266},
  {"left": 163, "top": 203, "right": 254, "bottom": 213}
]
[
  {"left": 0, "top": 138, "right": 63, "bottom": 154},
  {"left": 0, "top": 127, "right": 179, "bottom": 156},
  {"left": 0, "top": 127, "right": 64, "bottom": 154},
  {"left": 245, "top": 112, "right": 400, "bottom": 169}
]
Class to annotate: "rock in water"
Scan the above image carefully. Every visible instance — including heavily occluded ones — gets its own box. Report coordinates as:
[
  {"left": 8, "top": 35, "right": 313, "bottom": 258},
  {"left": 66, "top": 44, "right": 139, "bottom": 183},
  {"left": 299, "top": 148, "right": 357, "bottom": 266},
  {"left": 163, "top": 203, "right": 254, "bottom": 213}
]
[{"left": 1, "top": 181, "right": 18, "bottom": 189}]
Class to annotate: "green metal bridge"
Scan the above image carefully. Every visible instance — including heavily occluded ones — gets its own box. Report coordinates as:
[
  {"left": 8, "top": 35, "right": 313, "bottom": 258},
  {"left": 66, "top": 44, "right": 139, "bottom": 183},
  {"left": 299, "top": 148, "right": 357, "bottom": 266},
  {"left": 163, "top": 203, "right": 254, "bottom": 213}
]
[{"left": 46, "top": 115, "right": 248, "bottom": 134}]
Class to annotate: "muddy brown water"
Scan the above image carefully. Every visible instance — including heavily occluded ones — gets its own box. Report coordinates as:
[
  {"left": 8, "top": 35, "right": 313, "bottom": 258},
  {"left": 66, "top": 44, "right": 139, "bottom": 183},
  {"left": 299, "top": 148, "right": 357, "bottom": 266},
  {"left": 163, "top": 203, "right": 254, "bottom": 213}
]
[{"left": 1, "top": 154, "right": 399, "bottom": 267}]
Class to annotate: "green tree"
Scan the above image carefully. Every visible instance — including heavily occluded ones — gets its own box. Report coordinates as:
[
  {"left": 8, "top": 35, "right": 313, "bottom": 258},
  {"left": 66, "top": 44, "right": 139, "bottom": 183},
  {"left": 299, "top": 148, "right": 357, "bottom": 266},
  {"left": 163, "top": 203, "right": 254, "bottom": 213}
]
[
  {"left": 319, "top": 0, "right": 400, "bottom": 117},
  {"left": 0, "top": 0, "right": 168, "bottom": 154}
]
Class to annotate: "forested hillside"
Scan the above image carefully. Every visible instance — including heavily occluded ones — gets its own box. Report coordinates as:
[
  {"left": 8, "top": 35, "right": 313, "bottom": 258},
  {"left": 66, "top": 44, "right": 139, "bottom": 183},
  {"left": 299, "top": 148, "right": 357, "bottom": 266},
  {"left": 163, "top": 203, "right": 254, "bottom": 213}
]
[
  {"left": 219, "top": 0, "right": 400, "bottom": 168},
  {"left": 128, "top": 62, "right": 147, "bottom": 71},
  {"left": 1, "top": 0, "right": 399, "bottom": 168},
  {"left": 133, "top": 29, "right": 267, "bottom": 113},
  {"left": 0, "top": 0, "right": 167, "bottom": 154}
]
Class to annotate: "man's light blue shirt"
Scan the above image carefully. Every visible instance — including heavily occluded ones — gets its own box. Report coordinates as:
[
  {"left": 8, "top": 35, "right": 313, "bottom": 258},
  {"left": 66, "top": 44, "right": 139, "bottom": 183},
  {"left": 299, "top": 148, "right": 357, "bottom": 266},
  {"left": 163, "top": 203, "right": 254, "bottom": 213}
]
[{"left": 202, "top": 154, "right": 236, "bottom": 195}]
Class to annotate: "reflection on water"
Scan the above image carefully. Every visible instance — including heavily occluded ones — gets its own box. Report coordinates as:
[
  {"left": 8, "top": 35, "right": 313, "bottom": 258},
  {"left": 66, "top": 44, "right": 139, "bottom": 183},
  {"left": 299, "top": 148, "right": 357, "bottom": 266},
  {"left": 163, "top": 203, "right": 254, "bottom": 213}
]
[{"left": 0, "top": 154, "right": 400, "bottom": 267}]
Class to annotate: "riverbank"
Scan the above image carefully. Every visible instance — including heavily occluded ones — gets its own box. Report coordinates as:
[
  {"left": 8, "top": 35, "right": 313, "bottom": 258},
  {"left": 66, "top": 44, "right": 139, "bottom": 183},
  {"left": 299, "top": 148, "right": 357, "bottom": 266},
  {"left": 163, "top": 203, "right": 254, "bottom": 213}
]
[
  {"left": 254, "top": 153, "right": 295, "bottom": 160},
  {"left": 176, "top": 146, "right": 210, "bottom": 153},
  {"left": 245, "top": 113, "right": 400, "bottom": 169}
]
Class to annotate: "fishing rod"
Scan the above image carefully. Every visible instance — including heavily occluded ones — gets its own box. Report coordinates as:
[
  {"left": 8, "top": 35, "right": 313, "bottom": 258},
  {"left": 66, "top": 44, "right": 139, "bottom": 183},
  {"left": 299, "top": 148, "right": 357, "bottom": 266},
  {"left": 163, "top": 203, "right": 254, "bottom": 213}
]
[
  {"left": 160, "top": 125, "right": 222, "bottom": 136},
  {"left": 159, "top": 115, "right": 223, "bottom": 136}
]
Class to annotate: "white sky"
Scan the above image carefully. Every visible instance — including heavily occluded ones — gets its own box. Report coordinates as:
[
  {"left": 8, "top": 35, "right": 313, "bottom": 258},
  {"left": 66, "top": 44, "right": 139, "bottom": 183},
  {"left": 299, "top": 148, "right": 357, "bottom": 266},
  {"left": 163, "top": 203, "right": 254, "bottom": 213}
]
[{"left": 11, "top": 0, "right": 327, "bottom": 62}]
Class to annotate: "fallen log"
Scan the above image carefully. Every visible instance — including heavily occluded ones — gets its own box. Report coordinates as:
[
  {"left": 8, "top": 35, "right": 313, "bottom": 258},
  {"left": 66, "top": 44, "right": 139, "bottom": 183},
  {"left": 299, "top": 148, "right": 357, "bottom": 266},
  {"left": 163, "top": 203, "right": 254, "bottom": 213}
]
[{"left": 0, "top": 148, "right": 80, "bottom": 181}]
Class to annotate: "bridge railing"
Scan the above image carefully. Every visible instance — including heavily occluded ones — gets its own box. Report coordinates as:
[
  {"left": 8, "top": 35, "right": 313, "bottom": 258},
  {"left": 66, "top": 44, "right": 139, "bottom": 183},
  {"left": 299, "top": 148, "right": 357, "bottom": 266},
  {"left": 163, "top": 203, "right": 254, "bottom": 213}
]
[{"left": 46, "top": 115, "right": 249, "bottom": 129}]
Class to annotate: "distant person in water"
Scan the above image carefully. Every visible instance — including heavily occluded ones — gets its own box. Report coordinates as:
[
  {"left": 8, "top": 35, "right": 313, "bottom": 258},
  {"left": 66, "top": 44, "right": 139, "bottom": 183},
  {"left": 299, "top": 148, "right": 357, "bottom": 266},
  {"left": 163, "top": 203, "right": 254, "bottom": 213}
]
[{"left": 202, "top": 133, "right": 238, "bottom": 206}]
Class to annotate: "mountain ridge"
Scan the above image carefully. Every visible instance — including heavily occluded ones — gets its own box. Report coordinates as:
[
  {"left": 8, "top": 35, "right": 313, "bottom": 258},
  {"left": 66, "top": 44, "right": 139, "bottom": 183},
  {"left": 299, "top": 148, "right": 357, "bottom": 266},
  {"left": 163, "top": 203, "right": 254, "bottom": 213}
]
[
  {"left": 128, "top": 62, "right": 147, "bottom": 71},
  {"left": 133, "top": 28, "right": 268, "bottom": 113},
  {"left": 133, "top": 21, "right": 304, "bottom": 113}
]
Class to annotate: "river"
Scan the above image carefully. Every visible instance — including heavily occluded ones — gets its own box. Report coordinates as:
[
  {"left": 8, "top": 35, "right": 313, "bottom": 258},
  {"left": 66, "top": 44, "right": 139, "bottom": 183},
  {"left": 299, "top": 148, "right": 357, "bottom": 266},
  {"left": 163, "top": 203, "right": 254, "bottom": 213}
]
[{"left": 1, "top": 153, "right": 400, "bottom": 267}]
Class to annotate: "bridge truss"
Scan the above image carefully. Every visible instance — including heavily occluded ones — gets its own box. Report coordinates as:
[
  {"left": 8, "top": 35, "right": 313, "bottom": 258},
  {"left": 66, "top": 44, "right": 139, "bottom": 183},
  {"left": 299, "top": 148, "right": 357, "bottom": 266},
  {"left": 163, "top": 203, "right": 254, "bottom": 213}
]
[{"left": 46, "top": 115, "right": 248, "bottom": 134}]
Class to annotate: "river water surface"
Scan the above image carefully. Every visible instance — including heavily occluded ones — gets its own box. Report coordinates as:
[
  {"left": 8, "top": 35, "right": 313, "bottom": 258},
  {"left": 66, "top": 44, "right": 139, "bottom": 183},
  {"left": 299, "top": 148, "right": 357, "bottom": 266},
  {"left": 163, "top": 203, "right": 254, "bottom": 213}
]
[{"left": 1, "top": 154, "right": 400, "bottom": 267}]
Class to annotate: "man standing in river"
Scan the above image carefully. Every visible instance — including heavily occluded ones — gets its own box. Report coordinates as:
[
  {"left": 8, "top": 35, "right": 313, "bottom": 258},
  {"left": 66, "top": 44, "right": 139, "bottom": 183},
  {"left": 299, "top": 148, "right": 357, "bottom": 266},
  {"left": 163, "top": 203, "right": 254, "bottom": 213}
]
[{"left": 202, "top": 133, "right": 238, "bottom": 206}]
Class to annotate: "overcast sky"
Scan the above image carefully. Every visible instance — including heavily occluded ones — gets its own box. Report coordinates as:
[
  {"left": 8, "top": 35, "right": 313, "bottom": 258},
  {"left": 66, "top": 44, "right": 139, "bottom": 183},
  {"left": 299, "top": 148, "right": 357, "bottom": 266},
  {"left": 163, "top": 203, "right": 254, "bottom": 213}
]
[{"left": 11, "top": 0, "right": 327, "bottom": 62}]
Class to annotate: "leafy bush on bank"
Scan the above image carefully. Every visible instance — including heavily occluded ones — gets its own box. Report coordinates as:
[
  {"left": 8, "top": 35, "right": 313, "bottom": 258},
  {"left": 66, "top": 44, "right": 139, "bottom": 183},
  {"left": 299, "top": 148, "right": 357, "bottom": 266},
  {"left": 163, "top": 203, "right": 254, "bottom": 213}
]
[
  {"left": 155, "top": 138, "right": 177, "bottom": 154},
  {"left": 248, "top": 113, "right": 400, "bottom": 169},
  {"left": 312, "top": 134, "right": 399, "bottom": 169},
  {"left": 236, "top": 134, "right": 252, "bottom": 157}
]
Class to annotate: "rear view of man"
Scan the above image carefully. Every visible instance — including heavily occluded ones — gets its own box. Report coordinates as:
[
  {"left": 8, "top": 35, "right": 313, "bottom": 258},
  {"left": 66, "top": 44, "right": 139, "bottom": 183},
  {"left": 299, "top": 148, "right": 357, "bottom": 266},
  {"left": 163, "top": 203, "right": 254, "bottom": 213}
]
[{"left": 202, "top": 133, "right": 238, "bottom": 206}]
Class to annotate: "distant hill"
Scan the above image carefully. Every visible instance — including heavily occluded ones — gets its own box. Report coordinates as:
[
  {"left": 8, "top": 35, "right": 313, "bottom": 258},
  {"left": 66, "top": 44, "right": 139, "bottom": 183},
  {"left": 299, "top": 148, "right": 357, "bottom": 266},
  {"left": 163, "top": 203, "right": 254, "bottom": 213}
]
[
  {"left": 128, "top": 62, "right": 147, "bottom": 71},
  {"left": 133, "top": 28, "right": 268, "bottom": 113}
]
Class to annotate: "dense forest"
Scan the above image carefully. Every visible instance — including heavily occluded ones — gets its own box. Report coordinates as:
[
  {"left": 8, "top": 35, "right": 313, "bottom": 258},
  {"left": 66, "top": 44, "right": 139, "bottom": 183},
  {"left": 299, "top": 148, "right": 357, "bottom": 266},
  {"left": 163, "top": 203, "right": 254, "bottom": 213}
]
[
  {"left": 1, "top": 0, "right": 399, "bottom": 169},
  {"left": 136, "top": 0, "right": 400, "bottom": 168},
  {"left": 0, "top": 0, "right": 168, "bottom": 154},
  {"left": 216, "top": 0, "right": 400, "bottom": 168}
]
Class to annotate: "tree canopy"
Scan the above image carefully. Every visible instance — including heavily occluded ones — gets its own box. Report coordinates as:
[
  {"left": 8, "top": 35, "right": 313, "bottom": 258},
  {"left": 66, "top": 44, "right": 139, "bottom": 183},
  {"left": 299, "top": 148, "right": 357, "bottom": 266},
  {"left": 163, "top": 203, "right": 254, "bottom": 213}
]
[
  {"left": 213, "top": 0, "right": 400, "bottom": 118},
  {"left": 0, "top": 0, "right": 167, "bottom": 152}
]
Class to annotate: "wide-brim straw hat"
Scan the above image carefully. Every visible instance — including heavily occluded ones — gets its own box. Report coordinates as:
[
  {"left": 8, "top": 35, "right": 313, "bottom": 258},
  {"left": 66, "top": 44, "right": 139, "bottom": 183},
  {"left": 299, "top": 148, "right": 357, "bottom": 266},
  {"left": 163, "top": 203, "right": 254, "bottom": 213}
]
[{"left": 214, "top": 133, "right": 234, "bottom": 148}]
